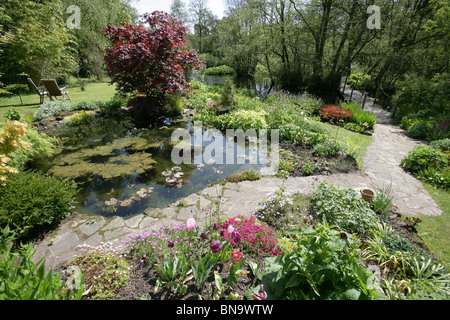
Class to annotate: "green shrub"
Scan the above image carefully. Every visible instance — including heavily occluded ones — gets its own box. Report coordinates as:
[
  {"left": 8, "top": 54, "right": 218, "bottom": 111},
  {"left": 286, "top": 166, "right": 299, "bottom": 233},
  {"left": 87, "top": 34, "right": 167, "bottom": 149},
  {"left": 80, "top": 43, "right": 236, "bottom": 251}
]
[
  {"left": 72, "top": 101, "right": 100, "bottom": 111},
  {"left": 313, "top": 139, "right": 345, "bottom": 157},
  {"left": 401, "top": 145, "right": 448, "bottom": 173},
  {"left": 99, "top": 93, "right": 130, "bottom": 114},
  {"left": 212, "top": 170, "right": 261, "bottom": 185},
  {"left": 340, "top": 102, "right": 377, "bottom": 131},
  {"left": 219, "top": 79, "right": 236, "bottom": 109},
  {"left": 226, "top": 110, "right": 268, "bottom": 131},
  {"left": 311, "top": 182, "right": 378, "bottom": 235},
  {"left": 417, "top": 167, "right": 450, "bottom": 190},
  {"left": 265, "top": 91, "right": 323, "bottom": 117},
  {"left": 347, "top": 73, "right": 375, "bottom": 92},
  {"left": 261, "top": 222, "right": 382, "bottom": 300},
  {"left": 430, "top": 139, "right": 450, "bottom": 151},
  {"left": 4, "top": 109, "right": 23, "bottom": 121},
  {"left": 198, "top": 53, "right": 223, "bottom": 68},
  {"left": 406, "top": 121, "right": 435, "bottom": 140},
  {"left": 167, "top": 93, "right": 184, "bottom": 115},
  {"left": 392, "top": 73, "right": 449, "bottom": 119},
  {"left": 205, "top": 65, "right": 236, "bottom": 76},
  {"left": 0, "top": 226, "right": 84, "bottom": 300},
  {"left": 0, "top": 171, "right": 77, "bottom": 240}
]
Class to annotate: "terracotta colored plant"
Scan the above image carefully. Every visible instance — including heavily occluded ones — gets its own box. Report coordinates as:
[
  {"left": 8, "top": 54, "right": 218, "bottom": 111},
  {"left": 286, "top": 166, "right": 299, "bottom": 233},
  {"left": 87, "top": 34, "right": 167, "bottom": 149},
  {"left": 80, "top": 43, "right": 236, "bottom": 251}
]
[{"left": 319, "top": 105, "right": 353, "bottom": 123}]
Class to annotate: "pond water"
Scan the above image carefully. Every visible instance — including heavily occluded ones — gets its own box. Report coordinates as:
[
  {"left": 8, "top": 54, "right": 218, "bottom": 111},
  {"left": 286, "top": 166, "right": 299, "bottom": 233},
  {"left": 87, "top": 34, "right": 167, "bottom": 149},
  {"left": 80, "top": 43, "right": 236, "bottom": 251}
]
[
  {"left": 44, "top": 114, "right": 271, "bottom": 218},
  {"left": 190, "top": 74, "right": 276, "bottom": 100}
]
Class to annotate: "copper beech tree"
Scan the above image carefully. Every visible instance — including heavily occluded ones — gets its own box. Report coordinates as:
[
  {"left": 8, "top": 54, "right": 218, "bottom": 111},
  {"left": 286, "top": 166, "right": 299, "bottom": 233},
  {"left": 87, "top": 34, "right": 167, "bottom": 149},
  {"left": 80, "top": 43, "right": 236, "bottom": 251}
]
[{"left": 103, "top": 11, "right": 204, "bottom": 110}]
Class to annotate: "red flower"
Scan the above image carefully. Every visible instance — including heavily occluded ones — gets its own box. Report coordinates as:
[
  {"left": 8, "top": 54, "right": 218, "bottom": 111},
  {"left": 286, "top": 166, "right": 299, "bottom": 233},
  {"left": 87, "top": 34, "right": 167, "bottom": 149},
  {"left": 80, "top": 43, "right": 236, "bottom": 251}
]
[{"left": 231, "top": 249, "right": 244, "bottom": 265}]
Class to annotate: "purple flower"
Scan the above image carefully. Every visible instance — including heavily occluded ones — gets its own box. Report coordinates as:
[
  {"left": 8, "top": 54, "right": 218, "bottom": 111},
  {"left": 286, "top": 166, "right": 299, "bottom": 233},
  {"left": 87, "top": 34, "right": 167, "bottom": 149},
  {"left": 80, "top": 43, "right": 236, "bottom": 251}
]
[
  {"left": 231, "top": 231, "right": 241, "bottom": 243},
  {"left": 168, "top": 240, "right": 174, "bottom": 248},
  {"left": 210, "top": 240, "right": 222, "bottom": 253},
  {"left": 200, "top": 232, "right": 208, "bottom": 240}
]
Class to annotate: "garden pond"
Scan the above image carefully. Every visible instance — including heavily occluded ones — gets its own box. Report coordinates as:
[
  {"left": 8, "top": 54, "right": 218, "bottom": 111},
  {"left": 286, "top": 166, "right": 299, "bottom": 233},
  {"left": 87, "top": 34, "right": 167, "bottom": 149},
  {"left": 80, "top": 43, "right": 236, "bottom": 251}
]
[{"left": 37, "top": 111, "right": 271, "bottom": 219}]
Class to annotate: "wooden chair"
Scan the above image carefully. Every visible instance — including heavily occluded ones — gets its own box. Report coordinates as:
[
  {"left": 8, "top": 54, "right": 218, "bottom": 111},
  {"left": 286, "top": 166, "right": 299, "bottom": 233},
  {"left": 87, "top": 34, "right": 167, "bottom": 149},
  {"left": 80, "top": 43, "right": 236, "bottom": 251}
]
[
  {"left": 41, "top": 79, "right": 71, "bottom": 102},
  {"left": 27, "top": 78, "right": 49, "bottom": 104}
]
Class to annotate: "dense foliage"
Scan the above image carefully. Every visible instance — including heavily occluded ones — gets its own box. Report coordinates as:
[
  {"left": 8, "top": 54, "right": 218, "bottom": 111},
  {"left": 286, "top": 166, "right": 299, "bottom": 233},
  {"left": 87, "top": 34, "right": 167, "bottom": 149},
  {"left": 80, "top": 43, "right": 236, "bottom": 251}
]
[
  {"left": 0, "top": 171, "right": 77, "bottom": 240},
  {"left": 103, "top": 11, "right": 203, "bottom": 103},
  {"left": 401, "top": 144, "right": 449, "bottom": 190},
  {"left": 0, "top": 226, "right": 84, "bottom": 300}
]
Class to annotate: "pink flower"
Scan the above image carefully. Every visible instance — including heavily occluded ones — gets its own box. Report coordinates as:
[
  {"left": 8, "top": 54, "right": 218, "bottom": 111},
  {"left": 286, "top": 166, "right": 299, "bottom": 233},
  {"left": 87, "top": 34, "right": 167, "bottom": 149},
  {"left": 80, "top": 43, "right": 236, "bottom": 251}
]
[
  {"left": 251, "top": 285, "right": 268, "bottom": 300},
  {"left": 227, "top": 225, "right": 235, "bottom": 234},
  {"left": 186, "top": 218, "right": 196, "bottom": 231}
]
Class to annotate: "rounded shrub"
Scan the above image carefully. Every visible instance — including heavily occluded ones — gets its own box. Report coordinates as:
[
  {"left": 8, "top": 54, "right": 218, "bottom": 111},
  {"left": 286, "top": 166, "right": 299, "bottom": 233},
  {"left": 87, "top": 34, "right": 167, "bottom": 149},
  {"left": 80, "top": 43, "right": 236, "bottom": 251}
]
[
  {"left": 227, "top": 110, "right": 268, "bottom": 131},
  {"left": 0, "top": 171, "right": 77, "bottom": 240},
  {"left": 401, "top": 145, "right": 448, "bottom": 173}
]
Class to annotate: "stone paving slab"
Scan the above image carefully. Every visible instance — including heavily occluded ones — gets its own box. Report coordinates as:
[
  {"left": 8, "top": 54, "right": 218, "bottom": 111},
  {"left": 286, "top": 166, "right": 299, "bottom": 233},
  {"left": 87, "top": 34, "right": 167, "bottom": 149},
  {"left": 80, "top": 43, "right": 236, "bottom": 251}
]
[{"left": 32, "top": 88, "right": 444, "bottom": 271}]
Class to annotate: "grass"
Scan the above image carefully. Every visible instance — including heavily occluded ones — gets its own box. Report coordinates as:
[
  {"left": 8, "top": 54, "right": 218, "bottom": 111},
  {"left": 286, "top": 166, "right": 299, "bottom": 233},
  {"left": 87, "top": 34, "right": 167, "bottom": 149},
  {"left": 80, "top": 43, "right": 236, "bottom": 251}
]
[
  {"left": 409, "top": 183, "right": 450, "bottom": 270},
  {"left": 311, "top": 120, "right": 373, "bottom": 168},
  {"left": 0, "top": 82, "right": 117, "bottom": 121}
]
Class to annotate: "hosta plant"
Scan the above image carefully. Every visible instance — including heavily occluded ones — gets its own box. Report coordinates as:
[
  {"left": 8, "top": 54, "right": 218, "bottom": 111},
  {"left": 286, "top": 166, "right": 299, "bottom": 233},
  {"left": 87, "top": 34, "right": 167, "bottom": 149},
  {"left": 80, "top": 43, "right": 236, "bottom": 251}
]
[{"left": 261, "top": 221, "right": 383, "bottom": 300}]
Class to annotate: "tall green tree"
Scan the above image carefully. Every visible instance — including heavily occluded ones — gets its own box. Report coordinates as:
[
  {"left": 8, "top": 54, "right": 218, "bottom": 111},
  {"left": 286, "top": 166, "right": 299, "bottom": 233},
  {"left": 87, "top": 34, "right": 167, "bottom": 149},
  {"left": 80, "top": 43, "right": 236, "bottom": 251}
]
[
  {"left": 0, "top": 0, "right": 78, "bottom": 84},
  {"left": 188, "top": 0, "right": 219, "bottom": 54},
  {"left": 61, "top": 0, "right": 139, "bottom": 79},
  {"left": 171, "top": 0, "right": 189, "bottom": 25}
]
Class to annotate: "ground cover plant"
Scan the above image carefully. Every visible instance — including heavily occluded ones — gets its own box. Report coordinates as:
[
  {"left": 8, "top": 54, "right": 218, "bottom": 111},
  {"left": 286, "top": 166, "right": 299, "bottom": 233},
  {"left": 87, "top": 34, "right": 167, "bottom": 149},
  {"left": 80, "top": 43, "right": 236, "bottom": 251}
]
[{"left": 401, "top": 143, "right": 449, "bottom": 190}]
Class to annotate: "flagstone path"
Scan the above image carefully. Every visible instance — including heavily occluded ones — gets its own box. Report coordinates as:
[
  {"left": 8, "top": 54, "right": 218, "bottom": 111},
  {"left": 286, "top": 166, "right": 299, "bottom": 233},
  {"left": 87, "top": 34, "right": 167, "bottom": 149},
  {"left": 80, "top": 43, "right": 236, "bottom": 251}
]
[{"left": 32, "top": 87, "right": 443, "bottom": 271}]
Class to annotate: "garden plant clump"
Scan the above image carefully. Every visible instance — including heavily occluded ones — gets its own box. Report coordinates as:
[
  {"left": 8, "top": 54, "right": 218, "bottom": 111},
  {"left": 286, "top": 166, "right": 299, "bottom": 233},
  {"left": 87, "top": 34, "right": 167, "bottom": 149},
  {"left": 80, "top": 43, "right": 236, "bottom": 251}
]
[{"left": 401, "top": 144, "right": 449, "bottom": 190}]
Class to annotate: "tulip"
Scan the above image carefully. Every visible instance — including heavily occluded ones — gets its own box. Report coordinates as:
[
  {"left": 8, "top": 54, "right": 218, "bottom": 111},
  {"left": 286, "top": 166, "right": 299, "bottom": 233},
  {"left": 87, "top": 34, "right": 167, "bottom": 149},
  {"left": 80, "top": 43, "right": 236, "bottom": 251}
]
[
  {"left": 227, "top": 225, "right": 235, "bottom": 234},
  {"left": 168, "top": 240, "right": 174, "bottom": 248},
  {"left": 251, "top": 285, "right": 268, "bottom": 300},
  {"left": 210, "top": 240, "right": 222, "bottom": 253},
  {"left": 231, "top": 249, "right": 243, "bottom": 265},
  {"left": 231, "top": 231, "right": 241, "bottom": 243},
  {"left": 186, "top": 218, "right": 196, "bottom": 231},
  {"left": 200, "top": 232, "right": 208, "bottom": 240}
]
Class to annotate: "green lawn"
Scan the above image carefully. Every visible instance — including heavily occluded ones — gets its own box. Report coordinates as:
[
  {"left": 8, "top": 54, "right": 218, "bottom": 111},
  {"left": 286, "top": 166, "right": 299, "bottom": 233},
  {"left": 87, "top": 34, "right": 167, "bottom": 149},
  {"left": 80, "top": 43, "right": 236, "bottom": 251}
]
[
  {"left": 0, "top": 82, "right": 117, "bottom": 121},
  {"left": 312, "top": 120, "right": 373, "bottom": 169},
  {"left": 411, "top": 184, "right": 450, "bottom": 269}
]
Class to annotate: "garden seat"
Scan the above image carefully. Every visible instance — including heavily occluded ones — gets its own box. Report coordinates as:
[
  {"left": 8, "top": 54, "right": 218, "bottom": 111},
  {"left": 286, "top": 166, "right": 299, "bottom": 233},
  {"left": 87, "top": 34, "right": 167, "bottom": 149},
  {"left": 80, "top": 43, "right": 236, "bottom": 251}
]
[
  {"left": 41, "top": 79, "right": 71, "bottom": 102},
  {"left": 27, "top": 78, "right": 50, "bottom": 104}
]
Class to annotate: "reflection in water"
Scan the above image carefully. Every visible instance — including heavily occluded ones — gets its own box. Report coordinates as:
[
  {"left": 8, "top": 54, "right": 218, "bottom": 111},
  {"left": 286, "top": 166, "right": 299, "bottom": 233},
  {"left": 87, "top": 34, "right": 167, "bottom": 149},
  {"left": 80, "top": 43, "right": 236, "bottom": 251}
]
[{"left": 190, "top": 74, "right": 276, "bottom": 100}]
